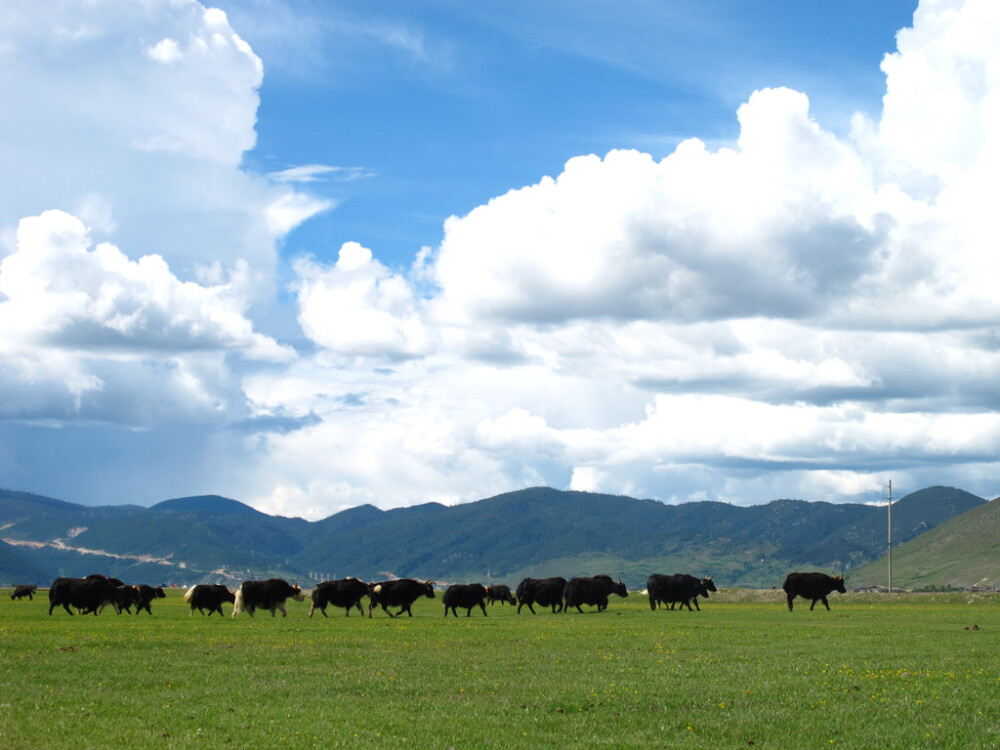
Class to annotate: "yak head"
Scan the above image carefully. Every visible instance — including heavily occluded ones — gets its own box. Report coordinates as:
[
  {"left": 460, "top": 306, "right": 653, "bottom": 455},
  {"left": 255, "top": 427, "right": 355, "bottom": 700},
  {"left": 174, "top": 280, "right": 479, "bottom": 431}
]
[{"left": 422, "top": 580, "right": 436, "bottom": 599}]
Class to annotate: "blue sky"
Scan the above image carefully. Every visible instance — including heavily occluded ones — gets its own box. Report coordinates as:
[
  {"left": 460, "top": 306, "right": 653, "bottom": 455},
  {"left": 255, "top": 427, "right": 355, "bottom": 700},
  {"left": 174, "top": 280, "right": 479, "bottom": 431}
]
[
  {"left": 4, "top": 0, "right": 1000, "bottom": 520},
  {"left": 232, "top": 1, "right": 917, "bottom": 274}
]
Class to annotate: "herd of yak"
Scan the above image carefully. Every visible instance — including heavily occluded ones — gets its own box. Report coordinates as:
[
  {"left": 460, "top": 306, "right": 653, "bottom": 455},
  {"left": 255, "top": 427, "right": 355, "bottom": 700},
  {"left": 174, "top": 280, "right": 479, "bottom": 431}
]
[{"left": 11, "top": 571, "right": 848, "bottom": 617}]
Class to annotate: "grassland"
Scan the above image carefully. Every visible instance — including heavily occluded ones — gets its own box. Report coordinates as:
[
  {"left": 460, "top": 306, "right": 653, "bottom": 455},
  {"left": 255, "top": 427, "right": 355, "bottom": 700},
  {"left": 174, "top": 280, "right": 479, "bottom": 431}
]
[{"left": 1, "top": 588, "right": 999, "bottom": 748}]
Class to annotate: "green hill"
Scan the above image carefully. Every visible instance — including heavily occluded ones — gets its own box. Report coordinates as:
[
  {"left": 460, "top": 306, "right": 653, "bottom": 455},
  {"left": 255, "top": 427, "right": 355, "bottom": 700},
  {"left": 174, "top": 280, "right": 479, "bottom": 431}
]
[
  {"left": 0, "top": 485, "right": 985, "bottom": 589},
  {"left": 851, "top": 496, "right": 1000, "bottom": 590}
]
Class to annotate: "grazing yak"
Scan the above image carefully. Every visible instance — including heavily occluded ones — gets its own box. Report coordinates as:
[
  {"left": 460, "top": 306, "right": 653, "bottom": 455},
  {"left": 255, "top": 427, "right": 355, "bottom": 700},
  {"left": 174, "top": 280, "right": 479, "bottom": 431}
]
[
  {"left": 184, "top": 584, "right": 236, "bottom": 616},
  {"left": 515, "top": 577, "right": 567, "bottom": 614},
  {"left": 48, "top": 576, "right": 122, "bottom": 615},
  {"left": 485, "top": 584, "right": 516, "bottom": 606},
  {"left": 367, "top": 579, "right": 435, "bottom": 618},
  {"left": 782, "top": 572, "right": 846, "bottom": 611},
  {"left": 232, "top": 578, "right": 305, "bottom": 618},
  {"left": 647, "top": 574, "right": 717, "bottom": 612},
  {"left": 442, "top": 583, "right": 489, "bottom": 617},
  {"left": 11, "top": 585, "right": 37, "bottom": 601},
  {"left": 309, "top": 578, "right": 369, "bottom": 618},
  {"left": 563, "top": 575, "right": 628, "bottom": 613}
]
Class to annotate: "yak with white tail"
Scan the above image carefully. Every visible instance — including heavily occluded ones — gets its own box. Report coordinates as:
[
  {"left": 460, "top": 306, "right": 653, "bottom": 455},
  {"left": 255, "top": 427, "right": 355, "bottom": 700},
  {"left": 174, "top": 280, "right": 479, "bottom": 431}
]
[{"left": 184, "top": 584, "right": 236, "bottom": 616}]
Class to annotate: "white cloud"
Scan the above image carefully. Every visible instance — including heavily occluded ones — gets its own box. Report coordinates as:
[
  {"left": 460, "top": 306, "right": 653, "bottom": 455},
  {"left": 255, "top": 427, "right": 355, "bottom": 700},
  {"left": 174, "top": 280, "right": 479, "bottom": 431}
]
[
  {"left": 6, "top": 0, "right": 1000, "bottom": 516},
  {"left": 429, "top": 88, "right": 886, "bottom": 327},
  {"left": 265, "top": 192, "right": 333, "bottom": 236},
  {"left": 267, "top": 164, "right": 374, "bottom": 183},
  {"left": 0, "top": 210, "right": 293, "bottom": 423},
  {"left": 238, "top": 0, "right": 1000, "bottom": 515},
  {"left": 0, "top": 210, "right": 291, "bottom": 360},
  {"left": 0, "top": 1, "right": 330, "bottom": 428},
  {"left": 292, "top": 242, "right": 430, "bottom": 360},
  {"left": 147, "top": 38, "right": 182, "bottom": 64},
  {"left": 0, "top": 0, "right": 323, "bottom": 275}
]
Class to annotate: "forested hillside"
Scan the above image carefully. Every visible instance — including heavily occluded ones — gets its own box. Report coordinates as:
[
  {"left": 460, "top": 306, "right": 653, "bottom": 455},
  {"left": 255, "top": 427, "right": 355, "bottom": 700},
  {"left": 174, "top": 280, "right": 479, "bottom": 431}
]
[{"left": 0, "top": 485, "right": 985, "bottom": 589}]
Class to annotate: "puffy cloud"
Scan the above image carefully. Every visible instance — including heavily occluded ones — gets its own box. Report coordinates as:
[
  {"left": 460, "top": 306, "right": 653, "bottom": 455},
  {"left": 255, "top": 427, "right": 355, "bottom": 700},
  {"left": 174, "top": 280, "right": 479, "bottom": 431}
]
[
  {"left": 430, "top": 88, "right": 887, "bottom": 326},
  {"left": 0, "top": 210, "right": 291, "bottom": 359},
  {"left": 293, "top": 243, "right": 430, "bottom": 360},
  {"left": 0, "top": 1, "right": 326, "bottom": 428},
  {"left": 0, "top": 210, "right": 292, "bottom": 423},
  {"left": 7, "top": 0, "right": 1000, "bottom": 516},
  {"left": 244, "top": 0, "right": 1000, "bottom": 515},
  {"left": 872, "top": 0, "right": 1000, "bottom": 185},
  {"left": 0, "top": 0, "right": 322, "bottom": 274}
]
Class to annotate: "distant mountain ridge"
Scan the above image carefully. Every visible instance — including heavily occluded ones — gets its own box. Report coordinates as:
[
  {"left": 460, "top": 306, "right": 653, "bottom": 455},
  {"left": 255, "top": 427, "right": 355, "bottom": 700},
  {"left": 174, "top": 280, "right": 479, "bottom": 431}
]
[
  {"left": 149, "top": 495, "right": 265, "bottom": 516},
  {"left": 0, "top": 485, "right": 986, "bottom": 589}
]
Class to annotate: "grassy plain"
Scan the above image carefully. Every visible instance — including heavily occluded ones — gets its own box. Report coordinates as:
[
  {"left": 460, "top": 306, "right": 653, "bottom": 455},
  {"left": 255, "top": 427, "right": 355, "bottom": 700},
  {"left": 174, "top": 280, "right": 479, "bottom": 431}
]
[{"left": 1, "top": 588, "right": 999, "bottom": 748}]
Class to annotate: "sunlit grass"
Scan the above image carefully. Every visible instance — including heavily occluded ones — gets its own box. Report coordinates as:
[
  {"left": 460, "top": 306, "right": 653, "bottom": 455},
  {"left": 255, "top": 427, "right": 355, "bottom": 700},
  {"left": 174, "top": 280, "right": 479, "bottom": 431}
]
[{"left": 1, "top": 589, "right": 998, "bottom": 747}]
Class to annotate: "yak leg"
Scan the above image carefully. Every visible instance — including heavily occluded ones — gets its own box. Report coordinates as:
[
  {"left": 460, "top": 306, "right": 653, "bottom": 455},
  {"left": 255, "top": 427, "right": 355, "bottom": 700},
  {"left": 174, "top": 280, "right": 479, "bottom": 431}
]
[{"left": 786, "top": 593, "right": 795, "bottom": 611}]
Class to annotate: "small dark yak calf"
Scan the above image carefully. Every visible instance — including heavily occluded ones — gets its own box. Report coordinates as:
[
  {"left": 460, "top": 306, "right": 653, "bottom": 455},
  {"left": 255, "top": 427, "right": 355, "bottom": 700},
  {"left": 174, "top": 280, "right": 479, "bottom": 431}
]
[{"left": 486, "top": 584, "right": 516, "bottom": 606}]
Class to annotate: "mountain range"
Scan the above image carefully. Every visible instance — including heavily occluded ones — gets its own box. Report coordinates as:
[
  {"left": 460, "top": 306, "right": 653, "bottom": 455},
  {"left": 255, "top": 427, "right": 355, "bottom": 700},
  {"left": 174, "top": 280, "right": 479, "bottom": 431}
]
[{"left": 0, "top": 485, "right": 988, "bottom": 589}]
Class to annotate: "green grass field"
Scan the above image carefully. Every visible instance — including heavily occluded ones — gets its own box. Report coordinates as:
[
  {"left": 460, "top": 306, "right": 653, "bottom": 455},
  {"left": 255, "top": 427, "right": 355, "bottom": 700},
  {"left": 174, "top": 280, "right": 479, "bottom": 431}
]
[{"left": 1, "top": 588, "right": 999, "bottom": 748}]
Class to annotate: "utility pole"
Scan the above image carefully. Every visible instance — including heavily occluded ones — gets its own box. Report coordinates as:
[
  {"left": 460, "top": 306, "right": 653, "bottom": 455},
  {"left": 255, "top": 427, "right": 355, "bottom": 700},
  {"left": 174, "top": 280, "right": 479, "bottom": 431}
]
[{"left": 887, "top": 480, "right": 893, "bottom": 593}]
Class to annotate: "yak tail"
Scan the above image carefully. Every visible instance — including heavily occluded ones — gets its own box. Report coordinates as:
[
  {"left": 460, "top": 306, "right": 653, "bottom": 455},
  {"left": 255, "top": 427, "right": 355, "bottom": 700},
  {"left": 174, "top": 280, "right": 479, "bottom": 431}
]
[
  {"left": 232, "top": 584, "right": 245, "bottom": 617},
  {"left": 182, "top": 585, "right": 196, "bottom": 604}
]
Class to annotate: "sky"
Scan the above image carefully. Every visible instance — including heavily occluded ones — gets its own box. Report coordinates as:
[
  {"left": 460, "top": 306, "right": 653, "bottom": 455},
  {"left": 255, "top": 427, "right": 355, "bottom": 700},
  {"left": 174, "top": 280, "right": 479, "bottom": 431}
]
[{"left": 2, "top": 0, "right": 999, "bottom": 520}]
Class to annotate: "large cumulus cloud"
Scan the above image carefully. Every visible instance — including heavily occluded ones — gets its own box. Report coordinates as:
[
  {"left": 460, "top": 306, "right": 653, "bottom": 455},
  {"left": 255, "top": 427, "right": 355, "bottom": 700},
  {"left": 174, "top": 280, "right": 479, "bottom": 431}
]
[
  {"left": 431, "top": 88, "right": 886, "bottom": 326},
  {"left": 257, "top": 0, "right": 1000, "bottom": 516},
  {"left": 0, "top": 210, "right": 292, "bottom": 423},
  {"left": 0, "top": 1, "right": 320, "bottom": 430},
  {"left": 6, "top": 0, "right": 1000, "bottom": 517}
]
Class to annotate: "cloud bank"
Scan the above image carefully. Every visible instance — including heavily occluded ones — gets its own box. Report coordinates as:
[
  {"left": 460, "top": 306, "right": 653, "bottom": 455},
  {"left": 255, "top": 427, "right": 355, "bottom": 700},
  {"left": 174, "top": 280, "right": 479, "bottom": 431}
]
[{"left": 3, "top": 0, "right": 1000, "bottom": 518}]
